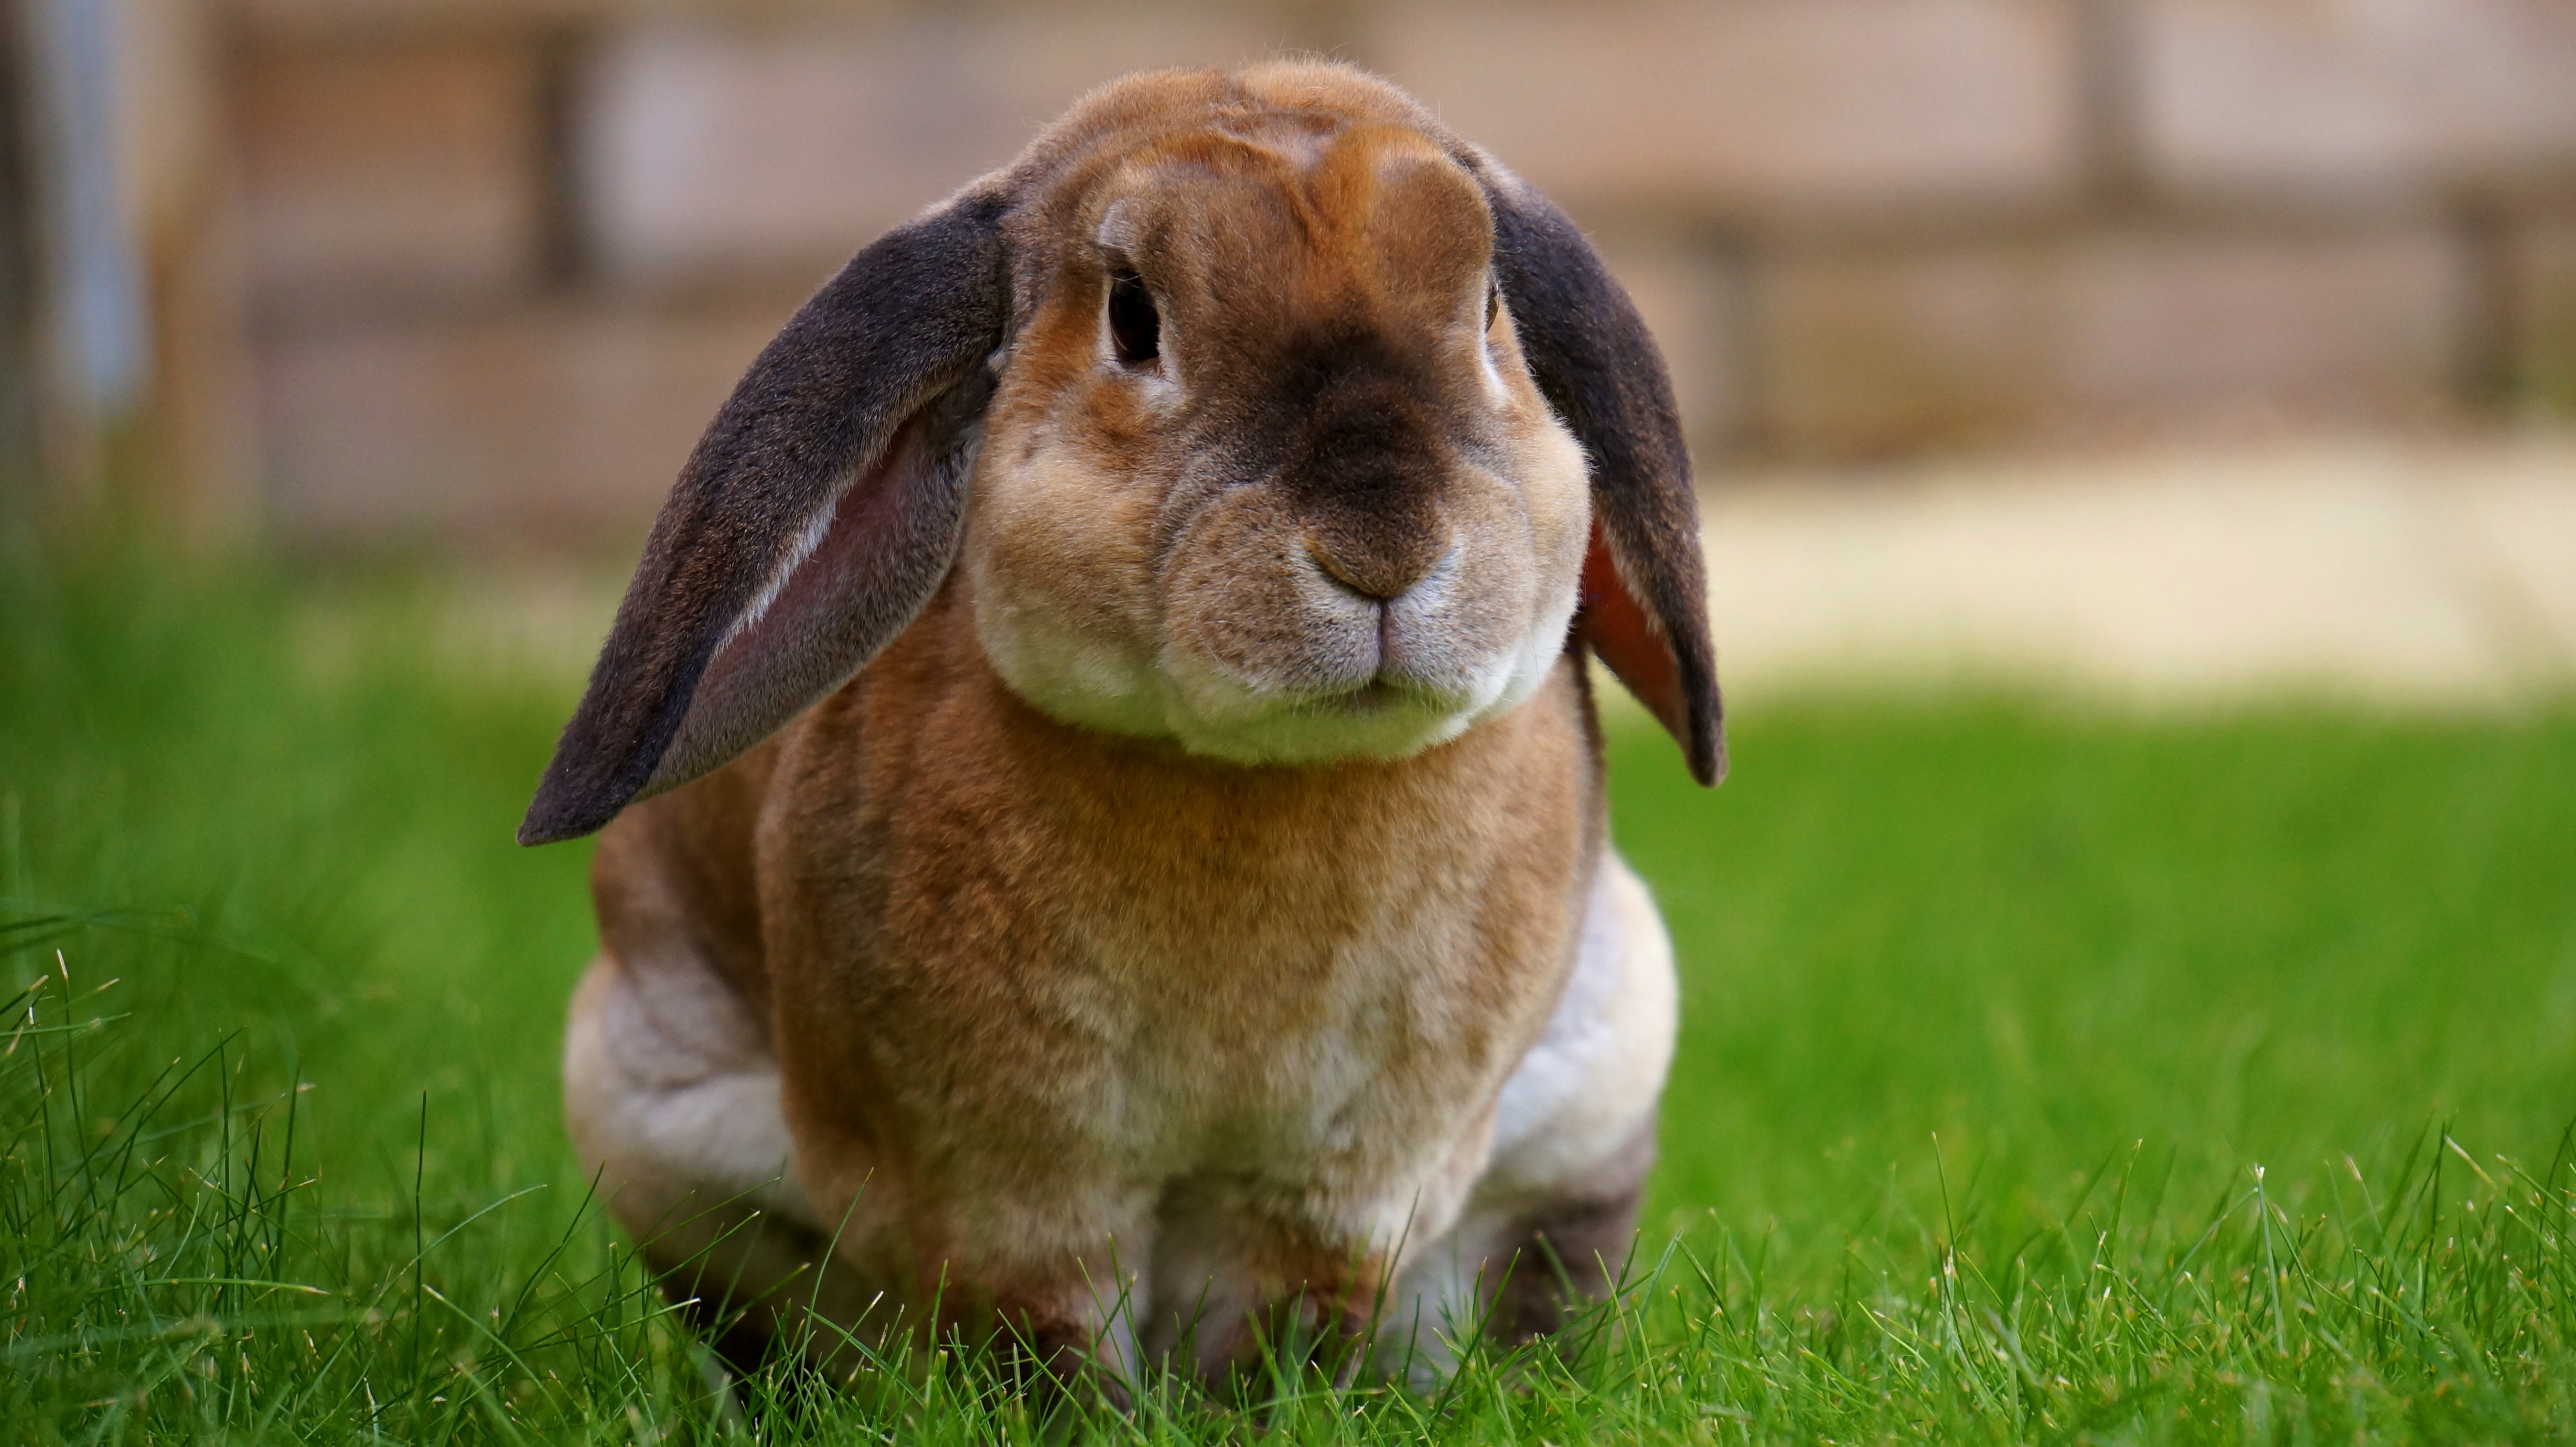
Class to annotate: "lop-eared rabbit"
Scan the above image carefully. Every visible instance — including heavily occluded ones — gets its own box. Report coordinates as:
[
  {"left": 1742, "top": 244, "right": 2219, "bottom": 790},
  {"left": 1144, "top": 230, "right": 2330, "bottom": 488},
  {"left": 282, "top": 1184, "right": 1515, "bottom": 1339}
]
[{"left": 523, "top": 60, "right": 1721, "bottom": 1396}]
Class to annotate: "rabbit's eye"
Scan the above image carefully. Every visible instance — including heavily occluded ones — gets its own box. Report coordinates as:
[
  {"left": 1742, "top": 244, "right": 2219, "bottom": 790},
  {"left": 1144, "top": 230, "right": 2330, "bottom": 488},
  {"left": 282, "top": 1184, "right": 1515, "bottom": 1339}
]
[
  {"left": 1108, "top": 271, "right": 1160, "bottom": 365},
  {"left": 1485, "top": 279, "right": 1501, "bottom": 330}
]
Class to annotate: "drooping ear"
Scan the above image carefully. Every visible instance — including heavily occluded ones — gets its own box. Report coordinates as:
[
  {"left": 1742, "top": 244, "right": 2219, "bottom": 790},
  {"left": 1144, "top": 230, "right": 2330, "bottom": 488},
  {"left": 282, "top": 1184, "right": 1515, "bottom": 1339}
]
[
  {"left": 1478, "top": 166, "right": 1725, "bottom": 785},
  {"left": 519, "top": 191, "right": 1013, "bottom": 845}
]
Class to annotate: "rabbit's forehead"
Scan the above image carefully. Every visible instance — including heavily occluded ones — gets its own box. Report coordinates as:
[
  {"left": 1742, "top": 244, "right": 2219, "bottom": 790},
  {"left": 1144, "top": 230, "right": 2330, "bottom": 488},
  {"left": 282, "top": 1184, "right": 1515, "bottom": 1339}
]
[{"left": 1092, "top": 125, "right": 1491, "bottom": 307}]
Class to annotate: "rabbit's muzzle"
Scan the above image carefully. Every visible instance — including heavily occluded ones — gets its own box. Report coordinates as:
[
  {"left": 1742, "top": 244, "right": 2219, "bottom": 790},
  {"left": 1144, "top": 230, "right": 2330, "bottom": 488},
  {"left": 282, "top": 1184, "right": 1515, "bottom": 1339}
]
[
  {"left": 1142, "top": 450, "right": 1568, "bottom": 765},
  {"left": 1141, "top": 329, "right": 1554, "bottom": 742}
]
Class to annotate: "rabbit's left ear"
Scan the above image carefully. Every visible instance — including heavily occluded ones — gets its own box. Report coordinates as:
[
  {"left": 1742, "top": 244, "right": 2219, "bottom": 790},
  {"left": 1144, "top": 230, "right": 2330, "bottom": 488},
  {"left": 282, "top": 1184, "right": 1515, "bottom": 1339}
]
[{"left": 1480, "top": 169, "right": 1725, "bottom": 785}]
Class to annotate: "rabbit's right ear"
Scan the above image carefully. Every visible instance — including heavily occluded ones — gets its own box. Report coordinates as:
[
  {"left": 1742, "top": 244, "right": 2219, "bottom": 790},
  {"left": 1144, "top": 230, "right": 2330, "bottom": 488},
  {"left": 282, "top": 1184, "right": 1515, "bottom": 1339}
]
[{"left": 520, "top": 191, "right": 1012, "bottom": 846}]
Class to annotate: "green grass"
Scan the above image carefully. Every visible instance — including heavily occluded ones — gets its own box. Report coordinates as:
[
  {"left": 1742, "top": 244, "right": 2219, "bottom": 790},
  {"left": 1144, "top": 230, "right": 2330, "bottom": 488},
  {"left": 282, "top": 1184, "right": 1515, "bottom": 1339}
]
[{"left": 5, "top": 541, "right": 2575, "bottom": 1442}]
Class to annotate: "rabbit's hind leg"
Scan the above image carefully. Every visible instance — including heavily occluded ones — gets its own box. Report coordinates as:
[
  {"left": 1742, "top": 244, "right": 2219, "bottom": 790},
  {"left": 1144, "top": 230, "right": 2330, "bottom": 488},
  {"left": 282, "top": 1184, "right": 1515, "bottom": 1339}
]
[
  {"left": 562, "top": 954, "right": 880, "bottom": 1380},
  {"left": 1382, "top": 851, "right": 1677, "bottom": 1371}
]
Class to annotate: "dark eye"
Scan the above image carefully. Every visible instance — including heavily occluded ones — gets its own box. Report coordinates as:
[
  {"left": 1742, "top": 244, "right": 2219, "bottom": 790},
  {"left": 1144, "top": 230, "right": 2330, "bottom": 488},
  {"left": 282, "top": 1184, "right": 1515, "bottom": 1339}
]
[
  {"left": 1485, "top": 279, "right": 1501, "bottom": 330},
  {"left": 1108, "top": 271, "right": 1160, "bottom": 365}
]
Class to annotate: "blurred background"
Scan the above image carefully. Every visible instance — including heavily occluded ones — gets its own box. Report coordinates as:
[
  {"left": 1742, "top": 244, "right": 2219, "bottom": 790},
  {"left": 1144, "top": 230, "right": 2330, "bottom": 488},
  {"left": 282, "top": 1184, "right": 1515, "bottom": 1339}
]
[{"left": 3, "top": 0, "right": 2574, "bottom": 693}]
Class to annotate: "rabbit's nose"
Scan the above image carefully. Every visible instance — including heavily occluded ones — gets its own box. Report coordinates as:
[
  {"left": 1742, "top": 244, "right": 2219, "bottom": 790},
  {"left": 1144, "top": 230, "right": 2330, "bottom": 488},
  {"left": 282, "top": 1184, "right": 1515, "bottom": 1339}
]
[{"left": 1308, "top": 529, "right": 1444, "bottom": 602}]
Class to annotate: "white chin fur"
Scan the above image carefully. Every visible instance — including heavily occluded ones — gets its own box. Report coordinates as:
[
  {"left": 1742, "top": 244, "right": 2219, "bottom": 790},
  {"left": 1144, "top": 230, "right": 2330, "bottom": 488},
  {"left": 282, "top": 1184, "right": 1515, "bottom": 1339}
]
[
  {"left": 1154, "top": 651, "right": 1485, "bottom": 765},
  {"left": 973, "top": 580, "right": 1578, "bottom": 767},
  {"left": 971, "top": 585, "right": 1170, "bottom": 738}
]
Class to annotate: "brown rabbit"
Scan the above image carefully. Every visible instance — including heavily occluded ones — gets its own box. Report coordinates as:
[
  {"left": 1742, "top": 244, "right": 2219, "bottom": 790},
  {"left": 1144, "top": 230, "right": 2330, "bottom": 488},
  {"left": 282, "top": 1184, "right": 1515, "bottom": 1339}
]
[{"left": 525, "top": 59, "right": 1721, "bottom": 1395}]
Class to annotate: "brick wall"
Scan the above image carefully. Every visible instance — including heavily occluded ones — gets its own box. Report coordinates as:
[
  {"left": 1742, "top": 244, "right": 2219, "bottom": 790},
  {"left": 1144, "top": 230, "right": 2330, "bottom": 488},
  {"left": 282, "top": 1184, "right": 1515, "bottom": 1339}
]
[{"left": 206, "top": 0, "right": 2576, "bottom": 545}]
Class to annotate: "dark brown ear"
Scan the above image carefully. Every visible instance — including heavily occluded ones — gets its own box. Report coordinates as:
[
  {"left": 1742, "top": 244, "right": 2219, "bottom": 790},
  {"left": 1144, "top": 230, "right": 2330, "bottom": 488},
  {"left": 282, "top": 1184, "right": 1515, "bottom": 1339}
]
[
  {"left": 1480, "top": 167, "right": 1725, "bottom": 785},
  {"left": 519, "top": 191, "right": 1012, "bottom": 845}
]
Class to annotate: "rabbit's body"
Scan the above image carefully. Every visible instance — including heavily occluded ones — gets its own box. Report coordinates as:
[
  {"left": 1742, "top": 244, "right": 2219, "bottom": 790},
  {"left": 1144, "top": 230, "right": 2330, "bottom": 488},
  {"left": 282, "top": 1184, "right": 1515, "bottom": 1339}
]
[
  {"left": 533, "top": 61, "right": 1718, "bottom": 1391},
  {"left": 566, "top": 584, "right": 1673, "bottom": 1377}
]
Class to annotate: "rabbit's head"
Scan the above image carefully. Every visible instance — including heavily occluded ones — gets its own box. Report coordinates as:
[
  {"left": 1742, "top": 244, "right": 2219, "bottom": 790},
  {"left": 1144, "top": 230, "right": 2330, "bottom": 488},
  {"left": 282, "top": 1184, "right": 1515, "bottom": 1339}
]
[{"left": 521, "top": 62, "right": 1721, "bottom": 845}]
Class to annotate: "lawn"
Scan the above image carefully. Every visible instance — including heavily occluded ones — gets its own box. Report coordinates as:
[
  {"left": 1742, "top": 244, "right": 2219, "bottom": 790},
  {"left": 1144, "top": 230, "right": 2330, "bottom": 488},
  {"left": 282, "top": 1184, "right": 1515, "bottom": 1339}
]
[{"left": 6, "top": 542, "right": 2575, "bottom": 1443}]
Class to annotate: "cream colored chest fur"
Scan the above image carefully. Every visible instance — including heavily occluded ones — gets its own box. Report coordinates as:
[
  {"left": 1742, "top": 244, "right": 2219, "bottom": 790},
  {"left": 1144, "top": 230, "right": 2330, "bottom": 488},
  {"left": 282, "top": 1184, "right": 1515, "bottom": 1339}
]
[{"left": 992, "top": 859, "right": 1575, "bottom": 1181}]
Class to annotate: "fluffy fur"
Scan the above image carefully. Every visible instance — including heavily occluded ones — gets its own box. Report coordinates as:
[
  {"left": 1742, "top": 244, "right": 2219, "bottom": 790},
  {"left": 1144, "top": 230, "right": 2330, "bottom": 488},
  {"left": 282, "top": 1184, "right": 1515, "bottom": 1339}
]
[{"left": 531, "top": 60, "right": 1721, "bottom": 1395}]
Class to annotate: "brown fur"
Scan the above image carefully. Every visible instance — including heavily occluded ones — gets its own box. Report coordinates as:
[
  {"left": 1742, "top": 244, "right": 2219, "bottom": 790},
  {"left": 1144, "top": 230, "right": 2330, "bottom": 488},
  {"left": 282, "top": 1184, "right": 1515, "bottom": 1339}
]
[{"left": 540, "top": 60, "right": 1718, "bottom": 1392}]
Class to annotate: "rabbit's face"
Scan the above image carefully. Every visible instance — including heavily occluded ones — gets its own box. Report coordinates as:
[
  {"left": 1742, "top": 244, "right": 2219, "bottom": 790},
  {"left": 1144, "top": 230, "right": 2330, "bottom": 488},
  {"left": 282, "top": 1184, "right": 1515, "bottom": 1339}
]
[{"left": 968, "top": 122, "right": 1591, "bottom": 765}]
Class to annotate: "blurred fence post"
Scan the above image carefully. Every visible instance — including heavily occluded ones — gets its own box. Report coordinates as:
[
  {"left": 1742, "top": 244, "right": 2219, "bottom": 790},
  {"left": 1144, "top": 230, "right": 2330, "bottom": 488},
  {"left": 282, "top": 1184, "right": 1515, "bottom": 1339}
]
[
  {"left": 0, "top": 0, "right": 252, "bottom": 541},
  {"left": 18, "top": 0, "right": 152, "bottom": 518},
  {"left": 1, "top": 0, "right": 45, "bottom": 514}
]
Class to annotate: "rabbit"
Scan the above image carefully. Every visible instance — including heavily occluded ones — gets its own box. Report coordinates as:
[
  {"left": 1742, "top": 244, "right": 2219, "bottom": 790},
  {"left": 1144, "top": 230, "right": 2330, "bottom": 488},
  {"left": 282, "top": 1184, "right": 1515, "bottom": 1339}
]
[{"left": 525, "top": 58, "right": 1722, "bottom": 1397}]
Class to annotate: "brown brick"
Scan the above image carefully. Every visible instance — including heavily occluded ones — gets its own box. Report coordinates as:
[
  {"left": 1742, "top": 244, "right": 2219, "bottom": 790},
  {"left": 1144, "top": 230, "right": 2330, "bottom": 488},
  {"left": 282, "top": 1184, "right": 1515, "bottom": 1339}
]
[
  {"left": 259, "top": 296, "right": 792, "bottom": 545},
  {"left": 1368, "top": 0, "right": 2083, "bottom": 219},
  {"left": 578, "top": 9, "right": 1295, "bottom": 284},
  {"left": 1759, "top": 226, "right": 2468, "bottom": 456},
  {"left": 2139, "top": 0, "right": 2576, "bottom": 201},
  {"left": 238, "top": 38, "right": 544, "bottom": 311},
  {"left": 2510, "top": 217, "right": 2576, "bottom": 412}
]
